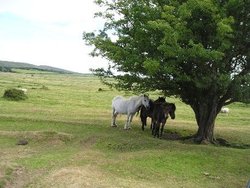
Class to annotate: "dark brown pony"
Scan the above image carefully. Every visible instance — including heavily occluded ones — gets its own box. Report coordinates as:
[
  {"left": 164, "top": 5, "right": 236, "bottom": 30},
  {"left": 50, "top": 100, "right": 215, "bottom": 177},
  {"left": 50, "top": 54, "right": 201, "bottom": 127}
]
[
  {"left": 140, "top": 97, "right": 166, "bottom": 131},
  {"left": 152, "top": 102, "right": 176, "bottom": 138}
]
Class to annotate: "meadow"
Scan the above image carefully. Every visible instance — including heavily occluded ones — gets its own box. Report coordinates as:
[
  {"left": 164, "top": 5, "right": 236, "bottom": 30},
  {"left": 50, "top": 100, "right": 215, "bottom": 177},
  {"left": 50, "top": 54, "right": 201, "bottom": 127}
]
[{"left": 0, "top": 70, "right": 249, "bottom": 188}]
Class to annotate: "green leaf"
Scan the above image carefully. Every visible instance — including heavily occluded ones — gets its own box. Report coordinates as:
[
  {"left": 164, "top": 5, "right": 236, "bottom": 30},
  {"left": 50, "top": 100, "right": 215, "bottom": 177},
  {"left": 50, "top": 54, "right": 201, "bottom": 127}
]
[{"left": 143, "top": 59, "right": 160, "bottom": 75}]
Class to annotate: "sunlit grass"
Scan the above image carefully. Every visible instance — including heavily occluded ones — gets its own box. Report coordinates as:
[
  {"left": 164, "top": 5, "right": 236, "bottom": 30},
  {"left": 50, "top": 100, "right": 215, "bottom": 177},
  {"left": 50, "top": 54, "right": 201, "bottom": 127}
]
[{"left": 0, "top": 71, "right": 249, "bottom": 188}]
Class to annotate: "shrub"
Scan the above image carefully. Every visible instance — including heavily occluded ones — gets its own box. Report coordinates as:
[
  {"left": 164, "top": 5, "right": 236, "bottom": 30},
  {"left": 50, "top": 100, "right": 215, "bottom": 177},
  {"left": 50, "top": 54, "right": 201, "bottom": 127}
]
[{"left": 3, "top": 88, "right": 28, "bottom": 101}]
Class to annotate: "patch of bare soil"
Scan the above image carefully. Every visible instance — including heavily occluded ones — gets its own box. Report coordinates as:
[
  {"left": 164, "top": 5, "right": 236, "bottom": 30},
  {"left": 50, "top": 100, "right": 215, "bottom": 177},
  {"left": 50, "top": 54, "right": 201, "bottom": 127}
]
[
  {"left": 0, "top": 160, "right": 32, "bottom": 188},
  {"left": 80, "top": 136, "right": 98, "bottom": 149},
  {"left": 4, "top": 166, "right": 47, "bottom": 188},
  {"left": 0, "top": 149, "right": 45, "bottom": 188},
  {"left": 32, "top": 165, "right": 161, "bottom": 188},
  {"left": 4, "top": 166, "right": 27, "bottom": 188},
  {"left": 0, "top": 131, "right": 73, "bottom": 187},
  {"left": 0, "top": 168, "right": 4, "bottom": 179}
]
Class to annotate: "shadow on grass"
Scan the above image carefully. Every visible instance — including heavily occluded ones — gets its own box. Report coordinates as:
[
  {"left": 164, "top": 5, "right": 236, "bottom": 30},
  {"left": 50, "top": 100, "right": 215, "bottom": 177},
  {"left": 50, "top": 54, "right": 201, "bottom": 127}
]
[
  {"left": 160, "top": 130, "right": 250, "bottom": 149},
  {"left": 215, "top": 138, "right": 250, "bottom": 149},
  {"left": 161, "top": 130, "right": 183, "bottom": 141}
]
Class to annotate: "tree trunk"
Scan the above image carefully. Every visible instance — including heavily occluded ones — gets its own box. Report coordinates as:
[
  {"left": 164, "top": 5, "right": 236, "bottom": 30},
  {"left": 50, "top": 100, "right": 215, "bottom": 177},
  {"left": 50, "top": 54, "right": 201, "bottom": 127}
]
[{"left": 191, "top": 98, "right": 219, "bottom": 144}]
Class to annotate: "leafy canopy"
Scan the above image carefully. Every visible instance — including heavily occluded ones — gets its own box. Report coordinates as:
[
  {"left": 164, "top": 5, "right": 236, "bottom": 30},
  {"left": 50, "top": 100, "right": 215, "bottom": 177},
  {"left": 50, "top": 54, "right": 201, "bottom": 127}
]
[{"left": 83, "top": 0, "right": 250, "bottom": 106}]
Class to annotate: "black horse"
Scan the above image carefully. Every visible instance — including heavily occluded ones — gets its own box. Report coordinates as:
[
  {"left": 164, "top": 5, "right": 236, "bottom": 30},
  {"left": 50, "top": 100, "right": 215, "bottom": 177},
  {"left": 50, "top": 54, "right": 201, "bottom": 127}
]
[
  {"left": 140, "top": 97, "right": 166, "bottom": 131},
  {"left": 152, "top": 102, "right": 176, "bottom": 138}
]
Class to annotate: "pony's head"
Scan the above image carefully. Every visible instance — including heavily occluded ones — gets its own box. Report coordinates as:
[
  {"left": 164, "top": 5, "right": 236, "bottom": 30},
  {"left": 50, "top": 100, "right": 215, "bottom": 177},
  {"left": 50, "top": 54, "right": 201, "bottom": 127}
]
[
  {"left": 162, "top": 103, "right": 176, "bottom": 119},
  {"left": 168, "top": 103, "right": 176, "bottom": 119},
  {"left": 141, "top": 94, "right": 150, "bottom": 109}
]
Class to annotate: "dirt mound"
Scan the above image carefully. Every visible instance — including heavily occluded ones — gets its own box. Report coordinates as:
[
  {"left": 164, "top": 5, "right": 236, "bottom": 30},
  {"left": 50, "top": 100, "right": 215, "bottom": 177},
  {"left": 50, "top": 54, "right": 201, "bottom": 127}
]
[{"left": 0, "top": 131, "right": 73, "bottom": 146}]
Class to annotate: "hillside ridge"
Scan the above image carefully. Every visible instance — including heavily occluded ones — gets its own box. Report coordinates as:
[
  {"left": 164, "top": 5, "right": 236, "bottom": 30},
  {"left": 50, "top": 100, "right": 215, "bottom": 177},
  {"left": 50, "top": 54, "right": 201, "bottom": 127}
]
[{"left": 0, "top": 60, "right": 75, "bottom": 73}]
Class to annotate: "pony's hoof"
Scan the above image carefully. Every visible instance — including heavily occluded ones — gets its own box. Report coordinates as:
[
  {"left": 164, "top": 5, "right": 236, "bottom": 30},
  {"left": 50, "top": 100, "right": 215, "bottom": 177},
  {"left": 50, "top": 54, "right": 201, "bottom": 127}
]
[{"left": 111, "top": 124, "right": 117, "bottom": 127}]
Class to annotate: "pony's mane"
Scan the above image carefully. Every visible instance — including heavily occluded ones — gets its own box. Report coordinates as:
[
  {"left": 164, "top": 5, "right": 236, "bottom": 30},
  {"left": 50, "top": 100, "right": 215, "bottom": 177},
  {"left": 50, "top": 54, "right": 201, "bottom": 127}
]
[
  {"left": 128, "top": 95, "right": 145, "bottom": 101},
  {"left": 128, "top": 96, "right": 139, "bottom": 101}
]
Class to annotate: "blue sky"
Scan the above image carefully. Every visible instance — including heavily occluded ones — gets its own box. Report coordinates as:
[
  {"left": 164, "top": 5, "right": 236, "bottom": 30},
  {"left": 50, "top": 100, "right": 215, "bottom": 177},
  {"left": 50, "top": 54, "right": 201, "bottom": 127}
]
[{"left": 0, "top": 0, "right": 107, "bottom": 73}]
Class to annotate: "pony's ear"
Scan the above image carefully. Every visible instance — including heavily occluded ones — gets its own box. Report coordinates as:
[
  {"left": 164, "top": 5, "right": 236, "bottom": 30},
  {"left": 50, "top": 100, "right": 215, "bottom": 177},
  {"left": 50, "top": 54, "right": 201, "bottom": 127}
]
[{"left": 143, "top": 93, "right": 149, "bottom": 97}]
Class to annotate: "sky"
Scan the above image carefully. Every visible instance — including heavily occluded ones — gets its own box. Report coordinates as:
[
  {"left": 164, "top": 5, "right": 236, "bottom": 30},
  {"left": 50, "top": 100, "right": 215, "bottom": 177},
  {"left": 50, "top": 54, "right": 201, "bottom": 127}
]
[{"left": 0, "top": 0, "right": 108, "bottom": 73}]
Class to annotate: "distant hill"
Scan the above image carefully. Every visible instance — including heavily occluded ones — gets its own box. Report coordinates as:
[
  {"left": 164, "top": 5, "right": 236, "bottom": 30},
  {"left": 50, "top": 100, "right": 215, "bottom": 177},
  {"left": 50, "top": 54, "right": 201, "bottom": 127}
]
[{"left": 0, "top": 60, "right": 75, "bottom": 74}]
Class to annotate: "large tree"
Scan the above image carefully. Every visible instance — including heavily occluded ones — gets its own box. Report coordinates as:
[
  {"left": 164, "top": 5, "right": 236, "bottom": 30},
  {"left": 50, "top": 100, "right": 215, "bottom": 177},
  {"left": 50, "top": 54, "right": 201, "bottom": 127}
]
[{"left": 83, "top": 0, "right": 250, "bottom": 143}]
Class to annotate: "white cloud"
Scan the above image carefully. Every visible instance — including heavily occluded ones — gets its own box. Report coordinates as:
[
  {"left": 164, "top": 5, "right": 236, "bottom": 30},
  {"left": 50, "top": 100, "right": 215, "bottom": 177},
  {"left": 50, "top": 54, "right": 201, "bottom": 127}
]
[
  {"left": 0, "top": 0, "right": 97, "bottom": 23},
  {"left": 0, "top": 0, "right": 108, "bottom": 73}
]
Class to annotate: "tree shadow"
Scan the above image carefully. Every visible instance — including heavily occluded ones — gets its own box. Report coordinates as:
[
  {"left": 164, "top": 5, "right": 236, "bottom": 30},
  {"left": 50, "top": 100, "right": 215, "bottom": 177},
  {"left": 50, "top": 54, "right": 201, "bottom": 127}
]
[
  {"left": 215, "top": 138, "right": 250, "bottom": 149},
  {"left": 160, "top": 130, "right": 183, "bottom": 141},
  {"left": 161, "top": 130, "right": 250, "bottom": 149}
]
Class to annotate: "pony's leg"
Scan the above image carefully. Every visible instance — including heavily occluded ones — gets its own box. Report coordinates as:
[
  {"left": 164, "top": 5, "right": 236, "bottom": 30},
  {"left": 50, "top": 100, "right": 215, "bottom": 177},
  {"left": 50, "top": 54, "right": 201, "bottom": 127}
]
[
  {"left": 129, "top": 114, "right": 135, "bottom": 129},
  {"left": 124, "top": 114, "right": 131, "bottom": 130},
  {"left": 144, "top": 116, "right": 147, "bottom": 127},
  {"left": 160, "top": 123, "right": 165, "bottom": 138},
  {"left": 156, "top": 122, "right": 160, "bottom": 138},
  {"left": 124, "top": 114, "right": 133, "bottom": 129},
  {"left": 111, "top": 109, "right": 118, "bottom": 127},
  {"left": 128, "top": 114, "right": 134, "bottom": 129},
  {"left": 150, "top": 118, "right": 153, "bottom": 130},
  {"left": 141, "top": 116, "right": 146, "bottom": 131},
  {"left": 151, "top": 121, "right": 155, "bottom": 135},
  {"left": 124, "top": 114, "right": 129, "bottom": 129},
  {"left": 153, "top": 122, "right": 158, "bottom": 137}
]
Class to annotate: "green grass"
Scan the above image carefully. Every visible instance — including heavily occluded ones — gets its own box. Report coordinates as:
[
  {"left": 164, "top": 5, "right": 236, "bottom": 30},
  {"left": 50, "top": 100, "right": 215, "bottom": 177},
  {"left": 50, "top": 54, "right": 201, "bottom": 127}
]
[{"left": 0, "top": 71, "right": 249, "bottom": 188}]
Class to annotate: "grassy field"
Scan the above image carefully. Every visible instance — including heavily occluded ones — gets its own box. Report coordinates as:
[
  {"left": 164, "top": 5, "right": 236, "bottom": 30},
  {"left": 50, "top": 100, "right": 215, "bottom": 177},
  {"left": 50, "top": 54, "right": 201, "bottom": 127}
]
[{"left": 0, "top": 71, "right": 249, "bottom": 188}]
